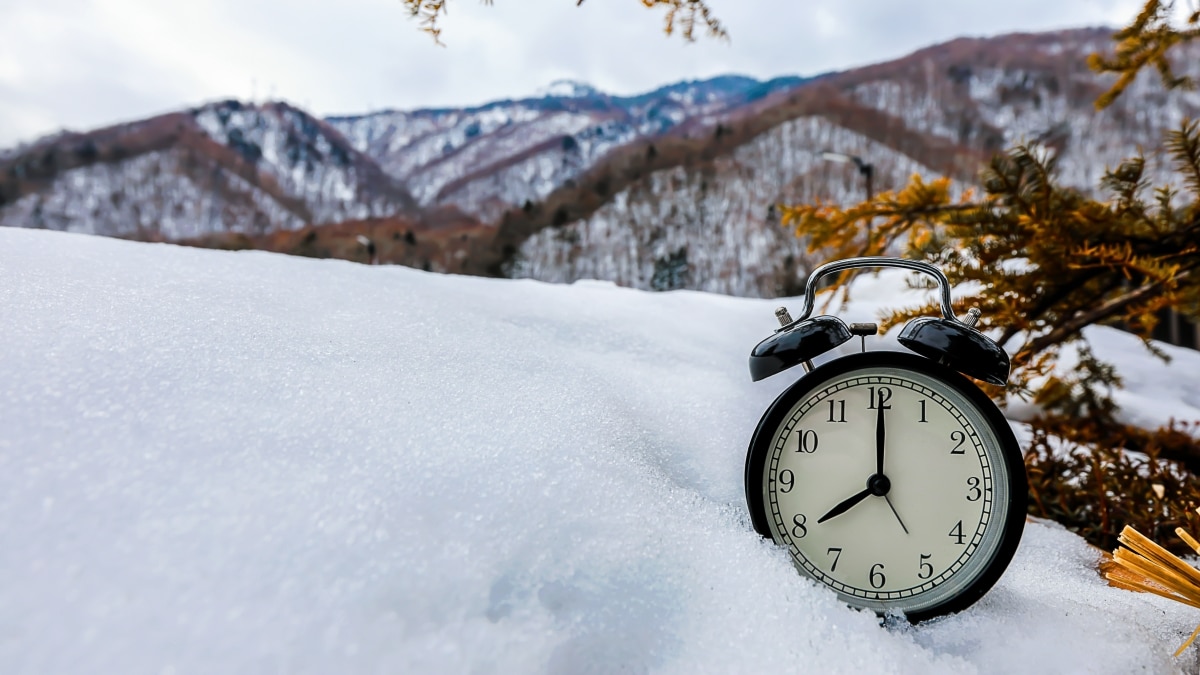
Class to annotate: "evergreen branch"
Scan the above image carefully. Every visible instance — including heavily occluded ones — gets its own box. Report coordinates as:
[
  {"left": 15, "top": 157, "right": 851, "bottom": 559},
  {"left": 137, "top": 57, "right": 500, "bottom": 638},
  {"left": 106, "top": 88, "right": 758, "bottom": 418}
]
[
  {"left": 983, "top": 152, "right": 1036, "bottom": 215},
  {"left": 1024, "top": 269, "right": 1193, "bottom": 355},
  {"left": 995, "top": 269, "right": 1110, "bottom": 347},
  {"left": 1102, "top": 157, "right": 1149, "bottom": 213},
  {"left": 1090, "top": 0, "right": 1199, "bottom": 109},
  {"left": 639, "top": 0, "right": 729, "bottom": 41},
  {"left": 402, "top": 0, "right": 727, "bottom": 43},
  {"left": 1167, "top": 119, "right": 1200, "bottom": 197}
]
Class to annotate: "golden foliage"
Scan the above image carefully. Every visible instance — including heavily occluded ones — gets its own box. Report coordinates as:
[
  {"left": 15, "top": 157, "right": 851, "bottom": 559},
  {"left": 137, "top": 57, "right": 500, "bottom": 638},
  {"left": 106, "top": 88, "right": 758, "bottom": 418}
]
[
  {"left": 1089, "top": 0, "right": 1200, "bottom": 109},
  {"left": 400, "top": 0, "right": 726, "bottom": 45},
  {"left": 637, "top": 0, "right": 727, "bottom": 42},
  {"left": 403, "top": 0, "right": 458, "bottom": 44}
]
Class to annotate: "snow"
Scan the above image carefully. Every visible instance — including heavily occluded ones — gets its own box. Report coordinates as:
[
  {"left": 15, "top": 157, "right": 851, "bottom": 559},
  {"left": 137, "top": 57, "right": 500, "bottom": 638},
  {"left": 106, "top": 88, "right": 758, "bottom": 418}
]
[
  {"left": 511, "top": 116, "right": 964, "bottom": 297},
  {"left": 191, "top": 103, "right": 394, "bottom": 225},
  {"left": 534, "top": 80, "right": 600, "bottom": 99},
  {"left": 845, "top": 37, "right": 1200, "bottom": 201},
  {"left": 0, "top": 150, "right": 306, "bottom": 239},
  {"left": 323, "top": 77, "right": 767, "bottom": 223},
  {"left": 3, "top": 228, "right": 1200, "bottom": 674}
]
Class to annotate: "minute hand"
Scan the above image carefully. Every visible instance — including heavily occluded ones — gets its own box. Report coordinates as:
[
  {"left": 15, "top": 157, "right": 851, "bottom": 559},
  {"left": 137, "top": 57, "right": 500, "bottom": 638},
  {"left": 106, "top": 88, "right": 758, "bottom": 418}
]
[{"left": 876, "top": 402, "right": 886, "bottom": 475}]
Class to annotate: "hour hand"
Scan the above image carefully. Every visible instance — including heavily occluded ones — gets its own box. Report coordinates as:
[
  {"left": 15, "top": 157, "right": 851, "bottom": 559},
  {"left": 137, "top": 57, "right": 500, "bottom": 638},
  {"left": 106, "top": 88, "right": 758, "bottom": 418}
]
[{"left": 817, "top": 486, "right": 872, "bottom": 524}]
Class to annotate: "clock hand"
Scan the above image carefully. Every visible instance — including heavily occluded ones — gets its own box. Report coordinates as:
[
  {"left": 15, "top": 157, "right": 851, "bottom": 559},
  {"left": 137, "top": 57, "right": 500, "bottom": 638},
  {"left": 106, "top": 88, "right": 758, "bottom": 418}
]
[
  {"left": 876, "top": 402, "right": 886, "bottom": 476},
  {"left": 817, "top": 486, "right": 873, "bottom": 524},
  {"left": 874, "top": 395, "right": 904, "bottom": 532},
  {"left": 883, "top": 495, "right": 909, "bottom": 534}
]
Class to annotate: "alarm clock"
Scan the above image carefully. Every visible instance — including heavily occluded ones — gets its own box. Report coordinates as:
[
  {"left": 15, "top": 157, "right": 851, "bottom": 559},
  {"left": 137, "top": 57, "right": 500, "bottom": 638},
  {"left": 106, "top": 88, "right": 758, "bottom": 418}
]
[{"left": 744, "top": 256, "right": 1027, "bottom": 622}]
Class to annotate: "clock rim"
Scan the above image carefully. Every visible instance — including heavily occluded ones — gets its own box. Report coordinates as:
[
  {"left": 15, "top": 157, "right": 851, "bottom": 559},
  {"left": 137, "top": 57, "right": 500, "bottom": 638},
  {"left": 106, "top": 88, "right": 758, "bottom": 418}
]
[{"left": 744, "top": 350, "right": 1027, "bottom": 622}]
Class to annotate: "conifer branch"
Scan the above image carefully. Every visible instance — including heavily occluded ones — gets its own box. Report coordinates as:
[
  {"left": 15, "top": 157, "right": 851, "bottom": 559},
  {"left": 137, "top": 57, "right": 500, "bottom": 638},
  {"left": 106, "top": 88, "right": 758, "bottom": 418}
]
[
  {"left": 1090, "top": 0, "right": 1200, "bottom": 109},
  {"left": 1024, "top": 270, "right": 1192, "bottom": 355},
  {"left": 400, "top": 0, "right": 726, "bottom": 43},
  {"left": 1167, "top": 119, "right": 1200, "bottom": 197},
  {"left": 995, "top": 269, "right": 1109, "bottom": 348}
]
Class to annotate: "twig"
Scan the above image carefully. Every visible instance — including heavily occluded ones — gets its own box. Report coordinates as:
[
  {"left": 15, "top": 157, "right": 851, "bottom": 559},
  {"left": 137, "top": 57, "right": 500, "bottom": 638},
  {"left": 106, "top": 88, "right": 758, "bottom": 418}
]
[{"left": 1103, "top": 510, "right": 1200, "bottom": 657}]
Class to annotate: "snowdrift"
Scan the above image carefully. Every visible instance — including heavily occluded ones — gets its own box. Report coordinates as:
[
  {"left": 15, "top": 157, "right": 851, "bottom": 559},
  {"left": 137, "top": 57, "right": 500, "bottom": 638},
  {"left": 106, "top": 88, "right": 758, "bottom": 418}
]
[{"left": 2, "top": 228, "right": 1199, "bottom": 674}]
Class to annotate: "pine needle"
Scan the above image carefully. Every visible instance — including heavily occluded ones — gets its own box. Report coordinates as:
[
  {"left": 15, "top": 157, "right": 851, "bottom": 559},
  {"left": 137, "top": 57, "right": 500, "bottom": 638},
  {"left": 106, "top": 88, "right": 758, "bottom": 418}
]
[{"left": 1104, "top": 509, "right": 1200, "bottom": 657}]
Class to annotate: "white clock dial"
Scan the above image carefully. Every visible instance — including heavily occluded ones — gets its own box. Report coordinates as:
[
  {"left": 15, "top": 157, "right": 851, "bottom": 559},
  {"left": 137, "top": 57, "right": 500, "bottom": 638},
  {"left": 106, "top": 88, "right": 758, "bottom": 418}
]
[{"left": 748, "top": 352, "right": 1024, "bottom": 619}]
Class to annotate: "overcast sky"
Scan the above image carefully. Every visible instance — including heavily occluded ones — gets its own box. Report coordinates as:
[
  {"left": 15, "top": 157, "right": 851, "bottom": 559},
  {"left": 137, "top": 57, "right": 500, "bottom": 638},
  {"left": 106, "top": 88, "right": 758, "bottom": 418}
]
[{"left": 0, "top": 0, "right": 1157, "bottom": 148}]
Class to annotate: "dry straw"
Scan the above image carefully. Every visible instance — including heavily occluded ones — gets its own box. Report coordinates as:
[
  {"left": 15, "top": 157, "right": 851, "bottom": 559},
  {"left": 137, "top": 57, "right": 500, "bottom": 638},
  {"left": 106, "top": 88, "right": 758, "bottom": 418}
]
[{"left": 1102, "top": 511, "right": 1200, "bottom": 657}]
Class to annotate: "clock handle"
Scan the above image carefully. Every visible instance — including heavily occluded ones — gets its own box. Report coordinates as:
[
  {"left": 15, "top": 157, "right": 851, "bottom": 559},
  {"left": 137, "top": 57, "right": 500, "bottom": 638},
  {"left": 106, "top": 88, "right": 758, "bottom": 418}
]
[
  {"left": 782, "top": 256, "right": 961, "bottom": 329},
  {"left": 770, "top": 256, "right": 1011, "bottom": 385}
]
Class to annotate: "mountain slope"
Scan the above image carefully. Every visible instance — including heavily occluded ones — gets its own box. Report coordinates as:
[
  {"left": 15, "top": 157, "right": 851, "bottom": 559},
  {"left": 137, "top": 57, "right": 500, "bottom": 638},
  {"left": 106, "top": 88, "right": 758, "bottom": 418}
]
[
  {"left": 505, "top": 28, "right": 1200, "bottom": 296},
  {"left": 0, "top": 75, "right": 807, "bottom": 250},
  {"left": 0, "top": 101, "right": 418, "bottom": 240},
  {"left": 2, "top": 29, "right": 1198, "bottom": 298},
  {"left": 326, "top": 75, "right": 809, "bottom": 223}
]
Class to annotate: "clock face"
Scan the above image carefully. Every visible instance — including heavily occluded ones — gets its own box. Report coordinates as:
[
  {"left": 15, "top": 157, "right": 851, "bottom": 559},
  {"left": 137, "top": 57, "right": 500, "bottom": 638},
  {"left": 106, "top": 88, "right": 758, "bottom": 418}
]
[{"left": 746, "top": 351, "right": 1025, "bottom": 621}]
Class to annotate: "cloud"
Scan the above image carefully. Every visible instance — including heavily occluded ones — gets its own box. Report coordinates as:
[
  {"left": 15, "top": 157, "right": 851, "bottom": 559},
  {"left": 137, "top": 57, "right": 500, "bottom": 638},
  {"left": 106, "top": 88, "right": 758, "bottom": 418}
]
[{"left": 0, "top": 0, "right": 1153, "bottom": 148}]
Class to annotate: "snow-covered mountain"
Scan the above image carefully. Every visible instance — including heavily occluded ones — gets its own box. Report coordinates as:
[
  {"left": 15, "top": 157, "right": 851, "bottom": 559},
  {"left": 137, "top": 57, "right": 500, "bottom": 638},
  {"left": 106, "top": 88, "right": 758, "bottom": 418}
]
[
  {"left": 1, "top": 28, "right": 1197, "bottom": 297},
  {"left": 507, "top": 116, "right": 953, "bottom": 297},
  {"left": 0, "top": 73, "right": 805, "bottom": 271},
  {"left": 326, "top": 74, "right": 806, "bottom": 223},
  {"left": 506, "top": 29, "right": 1200, "bottom": 296},
  {"left": 0, "top": 101, "right": 416, "bottom": 241}
]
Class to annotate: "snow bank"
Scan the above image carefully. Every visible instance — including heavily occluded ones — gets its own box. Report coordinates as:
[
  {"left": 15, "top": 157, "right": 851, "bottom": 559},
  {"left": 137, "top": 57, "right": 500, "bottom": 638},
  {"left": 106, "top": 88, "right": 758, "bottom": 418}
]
[{"left": 1, "top": 229, "right": 1199, "bottom": 674}]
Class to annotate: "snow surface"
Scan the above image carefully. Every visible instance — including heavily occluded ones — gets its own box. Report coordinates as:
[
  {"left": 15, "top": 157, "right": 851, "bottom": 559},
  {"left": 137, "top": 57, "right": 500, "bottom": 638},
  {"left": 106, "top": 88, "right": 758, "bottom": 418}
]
[
  {"left": 3, "top": 228, "right": 1200, "bottom": 674},
  {"left": 534, "top": 80, "right": 601, "bottom": 99}
]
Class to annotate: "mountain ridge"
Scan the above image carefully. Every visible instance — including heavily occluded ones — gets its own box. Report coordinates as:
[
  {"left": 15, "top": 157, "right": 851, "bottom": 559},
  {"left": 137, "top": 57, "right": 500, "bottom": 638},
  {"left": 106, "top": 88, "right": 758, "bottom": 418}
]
[{"left": 3, "top": 27, "right": 1197, "bottom": 297}]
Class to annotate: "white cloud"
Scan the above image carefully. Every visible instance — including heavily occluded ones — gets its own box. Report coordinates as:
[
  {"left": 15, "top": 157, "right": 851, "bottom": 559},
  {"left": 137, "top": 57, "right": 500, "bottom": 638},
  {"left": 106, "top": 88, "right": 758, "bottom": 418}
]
[{"left": 0, "top": 0, "right": 1156, "bottom": 147}]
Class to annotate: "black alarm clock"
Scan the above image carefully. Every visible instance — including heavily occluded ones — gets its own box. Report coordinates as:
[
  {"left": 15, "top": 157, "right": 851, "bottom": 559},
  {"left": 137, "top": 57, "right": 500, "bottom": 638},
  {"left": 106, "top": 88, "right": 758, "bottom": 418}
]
[{"left": 744, "top": 256, "right": 1027, "bottom": 622}]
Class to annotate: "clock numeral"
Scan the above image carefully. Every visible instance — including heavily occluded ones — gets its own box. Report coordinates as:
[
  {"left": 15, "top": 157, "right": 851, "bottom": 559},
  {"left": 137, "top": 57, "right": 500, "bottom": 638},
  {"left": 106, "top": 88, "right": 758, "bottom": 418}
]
[
  {"left": 949, "top": 520, "right": 966, "bottom": 545},
  {"left": 966, "top": 476, "right": 982, "bottom": 502},
  {"left": 779, "top": 469, "right": 795, "bottom": 493},
  {"left": 918, "top": 553, "right": 934, "bottom": 580},
  {"left": 792, "top": 513, "right": 808, "bottom": 539},
  {"left": 794, "top": 429, "right": 818, "bottom": 453},
  {"left": 949, "top": 430, "right": 967, "bottom": 455},
  {"left": 827, "top": 547, "right": 843, "bottom": 572},
  {"left": 826, "top": 399, "right": 847, "bottom": 423},
  {"left": 918, "top": 399, "right": 928, "bottom": 423},
  {"left": 869, "top": 563, "right": 886, "bottom": 589},
  {"left": 867, "top": 386, "right": 893, "bottom": 410}
]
